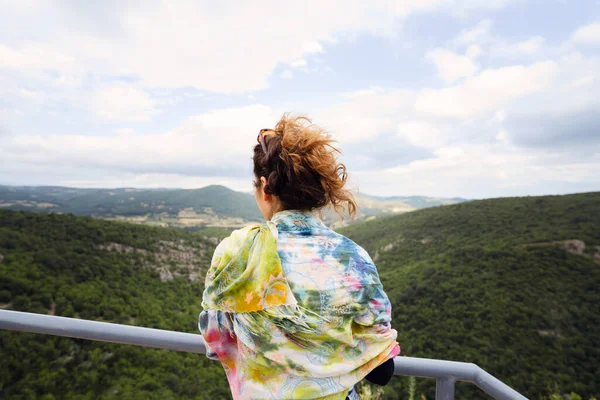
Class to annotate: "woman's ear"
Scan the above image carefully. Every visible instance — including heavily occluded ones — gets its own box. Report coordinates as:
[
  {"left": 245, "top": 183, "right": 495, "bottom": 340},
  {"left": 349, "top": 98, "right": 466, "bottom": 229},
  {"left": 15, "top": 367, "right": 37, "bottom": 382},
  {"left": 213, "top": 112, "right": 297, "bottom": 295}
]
[{"left": 260, "top": 176, "right": 269, "bottom": 201}]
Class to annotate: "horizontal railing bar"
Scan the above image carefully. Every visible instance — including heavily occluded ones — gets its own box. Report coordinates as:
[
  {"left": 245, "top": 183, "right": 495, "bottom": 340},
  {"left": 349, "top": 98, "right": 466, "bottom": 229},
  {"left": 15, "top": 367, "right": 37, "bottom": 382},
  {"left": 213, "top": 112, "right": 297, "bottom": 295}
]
[
  {"left": 394, "top": 357, "right": 527, "bottom": 400},
  {"left": 0, "top": 309, "right": 206, "bottom": 354},
  {"left": 0, "top": 310, "right": 528, "bottom": 399}
]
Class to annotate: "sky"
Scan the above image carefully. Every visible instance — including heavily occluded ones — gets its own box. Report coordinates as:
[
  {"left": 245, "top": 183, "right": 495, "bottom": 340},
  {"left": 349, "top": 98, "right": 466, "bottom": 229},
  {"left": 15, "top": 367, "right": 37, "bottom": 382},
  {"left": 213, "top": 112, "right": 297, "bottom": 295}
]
[{"left": 1, "top": 0, "right": 599, "bottom": 199}]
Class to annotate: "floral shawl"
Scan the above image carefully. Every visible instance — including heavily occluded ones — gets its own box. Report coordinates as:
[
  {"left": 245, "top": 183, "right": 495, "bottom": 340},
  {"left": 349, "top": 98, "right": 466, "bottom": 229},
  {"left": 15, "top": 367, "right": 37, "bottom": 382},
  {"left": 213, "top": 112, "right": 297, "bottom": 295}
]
[{"left": 199, "top": 211, "right": 400, "bottom": 400}]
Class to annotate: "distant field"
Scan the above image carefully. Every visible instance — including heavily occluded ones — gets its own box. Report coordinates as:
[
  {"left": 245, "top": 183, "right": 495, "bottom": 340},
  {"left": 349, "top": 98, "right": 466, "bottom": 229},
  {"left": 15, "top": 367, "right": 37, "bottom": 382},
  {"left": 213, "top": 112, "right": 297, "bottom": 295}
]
[{"left": 0, "top": 184, "right": 467, "bottom": 229}]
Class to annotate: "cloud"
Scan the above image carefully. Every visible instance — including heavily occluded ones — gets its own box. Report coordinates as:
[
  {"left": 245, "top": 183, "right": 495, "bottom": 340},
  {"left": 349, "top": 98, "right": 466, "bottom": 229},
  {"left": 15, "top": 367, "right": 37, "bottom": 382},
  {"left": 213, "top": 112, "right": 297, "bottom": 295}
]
[
  {"left": 0, "top": 43, "right": 78, "bottom": 71},
  {"left": 354, "top": 143, "right": 600, "bottom": 198},
  {"left": 114, "top": 128, "right": 135, "bottom": 136},
  {"left": 495, "top": 36, "right": 545, "bottom": 56},
  {"left": 342, "top": 132, "right": 433, "bottom": 170},
  {"left": 446, "top": 0, "right": 522, "bottom": 14},
  {"left": 0, "top": 165, "right": 254, "bottom": 192},
  {"left": 0, "top": 1, "right": 523, "bottom": 94},
  {"left": 396, "top": 121, "right": 442, "bottom": 148},
  {"left": 571, "top": 22, "right": 600, "bottom": 44},
  {"left": 0, "top": 122, "right": 13, "bottom": 137},
  {"left": 503, "top": 52, "right": 600, "bottom": 117},
  {"left": 451, "top": 20, "right": 546, "bottom": 61},
  {"left": 290, "top": 59, "right": 307, "bottom": 68},
  {"left": 316, "top": 89, "right": 417, "bottom": 144},
  {"left": 1, "top": 1, "right": 597, "bottom": 198},
  {"left": 342, "top": 87, "right": 386, "bottom": 99},
  {"left": 454, "top": 19, "right": 493, "bottom": 46},
  {"left": 415, "top": 61, "right": 558, "bottom": 118},
  {"left": 507, "top": 109, "right": 600, "bottom": 152},
  {"left": 0, "top": 104, "right": 278, "bottom": 178},
  {"left": 302, "top": 41, "right": 325, "bottom": 54},
  {"left": 314, "top": 45, "right": 600, "bottom": 197},
  {"left": 426, "top": 48, "right": 479, "bottom": 83},
  {"left": 0, "top": 108, "right": 24, "bottom": 122},
  {"left": 466, "top": 45, "right": 482, "bottom": 59},
  {"left": 90, "top": 85, "right": 159, "bottom": 122},
  {"left": 280, "top": 70, "right": 294, "bottom": 80}
]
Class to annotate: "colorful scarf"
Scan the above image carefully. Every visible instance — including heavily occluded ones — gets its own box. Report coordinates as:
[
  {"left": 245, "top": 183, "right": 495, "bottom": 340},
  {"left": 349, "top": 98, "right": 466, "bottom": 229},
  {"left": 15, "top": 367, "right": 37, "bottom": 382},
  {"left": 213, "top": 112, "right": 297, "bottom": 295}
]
[{"left": 200, "top": 212, "right": 400, "bottom": 400}]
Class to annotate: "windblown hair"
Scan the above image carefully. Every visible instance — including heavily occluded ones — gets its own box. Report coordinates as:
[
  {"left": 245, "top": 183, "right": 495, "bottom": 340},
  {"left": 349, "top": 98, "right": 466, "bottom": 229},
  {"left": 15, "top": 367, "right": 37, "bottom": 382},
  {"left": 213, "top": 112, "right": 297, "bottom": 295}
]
[{"left": 253, "top": 114, "right": 357, "bottom": 219}]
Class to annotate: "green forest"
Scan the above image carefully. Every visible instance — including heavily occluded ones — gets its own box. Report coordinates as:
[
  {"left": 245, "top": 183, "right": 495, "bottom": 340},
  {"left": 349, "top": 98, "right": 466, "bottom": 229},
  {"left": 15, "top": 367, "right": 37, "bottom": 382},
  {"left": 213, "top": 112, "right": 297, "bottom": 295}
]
[
  {"left": 0, "top": 211, "right": 231, "bottom": 399},
  {"left": 1, "top": 191, "right": 599, "bottom": 399},
  {"left": 340, "top": 192, "right": 600, "bottom": 399}
]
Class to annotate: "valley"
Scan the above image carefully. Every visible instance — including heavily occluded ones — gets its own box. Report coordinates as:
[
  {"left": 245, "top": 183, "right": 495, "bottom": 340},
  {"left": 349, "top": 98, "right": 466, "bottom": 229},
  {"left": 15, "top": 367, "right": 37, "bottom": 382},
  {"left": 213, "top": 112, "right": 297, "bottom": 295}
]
[{"left": 1, "top": 191, "right": 598, "bottom": 399}]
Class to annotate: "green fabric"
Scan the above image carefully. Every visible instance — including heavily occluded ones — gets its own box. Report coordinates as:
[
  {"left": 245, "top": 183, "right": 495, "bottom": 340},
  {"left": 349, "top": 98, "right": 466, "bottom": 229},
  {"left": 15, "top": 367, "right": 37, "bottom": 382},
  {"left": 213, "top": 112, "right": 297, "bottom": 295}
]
[{"left": 202, "top": 223, "right": 297, "bottom": 313}]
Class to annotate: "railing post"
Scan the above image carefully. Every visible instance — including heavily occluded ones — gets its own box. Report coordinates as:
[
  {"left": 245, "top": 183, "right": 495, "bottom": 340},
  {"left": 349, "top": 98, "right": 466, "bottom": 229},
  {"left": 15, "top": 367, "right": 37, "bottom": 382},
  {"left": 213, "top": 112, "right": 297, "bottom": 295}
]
[{"left": 436, "top": 377, "right": 456, "bottom": 400}]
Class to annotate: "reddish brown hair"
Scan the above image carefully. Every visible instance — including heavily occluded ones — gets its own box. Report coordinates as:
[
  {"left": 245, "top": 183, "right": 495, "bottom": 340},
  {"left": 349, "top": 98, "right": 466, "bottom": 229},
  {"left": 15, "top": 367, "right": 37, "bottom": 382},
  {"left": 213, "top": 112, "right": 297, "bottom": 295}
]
[{"left": 253, "top": 114, "right": 357, "bottom": 219}]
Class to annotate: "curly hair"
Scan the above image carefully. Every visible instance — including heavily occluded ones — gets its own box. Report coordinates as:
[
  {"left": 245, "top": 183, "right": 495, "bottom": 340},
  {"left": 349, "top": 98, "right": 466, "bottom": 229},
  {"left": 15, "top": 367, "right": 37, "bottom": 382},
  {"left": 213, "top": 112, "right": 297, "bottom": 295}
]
[{"left": 253, "top": 114, "right": 357, "bottom": 219}]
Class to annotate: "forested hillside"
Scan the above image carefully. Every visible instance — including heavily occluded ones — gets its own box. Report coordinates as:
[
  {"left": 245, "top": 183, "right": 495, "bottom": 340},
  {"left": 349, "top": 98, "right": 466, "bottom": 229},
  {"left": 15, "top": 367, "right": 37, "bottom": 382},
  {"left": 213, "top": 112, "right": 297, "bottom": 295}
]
[
  {"left": 0, "top": 211, "right": 231, "bottom": 399},
  {"left": 340, "top": 192, "right": 600, "bottom": 399},
  {"left": 1, "top": 192, "right": 599, "bottom": 399}
]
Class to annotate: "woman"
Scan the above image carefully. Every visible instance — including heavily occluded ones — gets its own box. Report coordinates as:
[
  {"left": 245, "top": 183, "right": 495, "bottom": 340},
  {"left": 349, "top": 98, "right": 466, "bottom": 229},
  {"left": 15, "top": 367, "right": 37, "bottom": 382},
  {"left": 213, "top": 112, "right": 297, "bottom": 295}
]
[{"left": 199, "top": 115, "right": 400, "bottom": 400}]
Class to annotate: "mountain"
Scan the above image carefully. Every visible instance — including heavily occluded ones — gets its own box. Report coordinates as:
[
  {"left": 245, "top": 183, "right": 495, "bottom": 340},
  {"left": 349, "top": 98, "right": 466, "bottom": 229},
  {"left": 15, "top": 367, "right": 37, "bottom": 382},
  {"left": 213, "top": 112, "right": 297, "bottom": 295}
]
[
  {"left": 0, "top": 185, "right": 466, "bottom": 229},
  {"left": 339, "top": 192, "right": 600, "bottom": 399},
  {"left": 359, "top": 193, "right": 468, "bottom": 209},
  {"left": 0, "top": 185, "right": 262, "bottom": 228},
  {"left": 330, "top": 194, "right": 468, "bottom": 228},
  {"left": 2, "top": 192, "right": 598, "bottom": 398}
]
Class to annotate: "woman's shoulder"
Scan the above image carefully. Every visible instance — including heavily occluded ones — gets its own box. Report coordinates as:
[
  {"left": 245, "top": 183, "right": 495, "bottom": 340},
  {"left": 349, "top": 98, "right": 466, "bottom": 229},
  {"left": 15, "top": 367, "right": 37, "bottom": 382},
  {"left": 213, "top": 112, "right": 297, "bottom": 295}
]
[
  {"left": 214, "top": 222, "right": 278, "bottom": 254},
  {"left": 329, "top": 230, "right": 374, "bottom": 262},
  {"left": 212, "top": 223, "right": 261, "bottom": 258}
]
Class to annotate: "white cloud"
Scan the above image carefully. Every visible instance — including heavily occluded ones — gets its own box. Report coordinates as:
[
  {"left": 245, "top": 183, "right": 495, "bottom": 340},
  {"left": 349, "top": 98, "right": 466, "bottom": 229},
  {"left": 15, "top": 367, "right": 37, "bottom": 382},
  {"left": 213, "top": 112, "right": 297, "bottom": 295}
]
[
  {"left": 427, "top": 48, "right": 479, "bottom": 83},
  {"left": 396, "top": 121, "right": 441, "bottom": 148},
  {"left": 415, "top": 61, "right": 558, "bottom": 118},
  {"left": 489, "top": 110, "right": 507, "bottom": 124},
  {"left": 446, "top": 0, "right": 522, "bottom": 15},
  {"left": 280, "top": 70, "right": 294, "bottom": 79},
  {"left": 354, "top": 143, "right": 600, "bottom": 198},
  {"left": 571, "top": 22, "right": 600, "bottom": 44},
  {"left": 317, "top": 89, "right": 417, "bottom": 144},
  {"left": 496, "top": 36, "right": 545, "bottom": 55},
  {"left": 514, "top": 36, "right": 545, "bottom": 54},
  {"left": 506, "top": 52, "right": 600, "bottom": 117},
  {"left": 0, "top": 104, "right": 278, "bottom": 177},
  {"left": 343, "top": 86, "right": 385, "bottom": 99},
  {"left": 90, "top": 85, "right": 159, "bottom": 122},
  {"left": 496, "top": 129, "right": 509, "bottom": 143},
  {"left": 0, "top": 108, "right": 25, "bottom": 121},
  {"left": 0, "top": 1, "right": 523, "bottom": 94},
  {"left": 566, "top": 75, "right": 595, "bottom": 89},
  {"left": 302, "top": 41, "right": 324, "bottom": 54},
  {"left": 1, "top": 1, "right": 597, "bottom": 198},
  {"left": 454, "top": 19, "right": 493, "bottom": 46},
  {"left": 58, "top": 173, "right": 253, "bottom": 192},
  {"left": 452, "top": 20, "right": 545, "bottom": 60},
  {"left": 466, "top": 45, "right": 482, "bottom": 59},
  {"left": 0, "top": 43, "right": 77, "bottom": 71},
  {"left": 290, "top": 59, "right": 307, "bottom": 67},
  {"left": 114, "top": 128, "right": 135, "bottom": 136}
]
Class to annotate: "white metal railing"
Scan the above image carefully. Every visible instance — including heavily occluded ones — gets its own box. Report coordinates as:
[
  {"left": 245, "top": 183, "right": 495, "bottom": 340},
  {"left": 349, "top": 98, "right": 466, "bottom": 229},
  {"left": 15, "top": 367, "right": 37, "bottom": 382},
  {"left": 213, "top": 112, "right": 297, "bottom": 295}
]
[{"left": 0, "top": 309, "right": 528, "bottom": 400}]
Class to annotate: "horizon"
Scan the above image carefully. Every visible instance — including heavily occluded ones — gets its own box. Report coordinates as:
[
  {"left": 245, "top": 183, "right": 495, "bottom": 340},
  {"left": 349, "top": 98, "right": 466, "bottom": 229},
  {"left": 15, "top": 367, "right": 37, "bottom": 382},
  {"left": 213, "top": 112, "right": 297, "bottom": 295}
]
[
  {"left": 2, "top": 182, "right": 599, "bottom": 201},
  {"left": 1, "top": 1, "right": 599, "bottom": 198}
]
